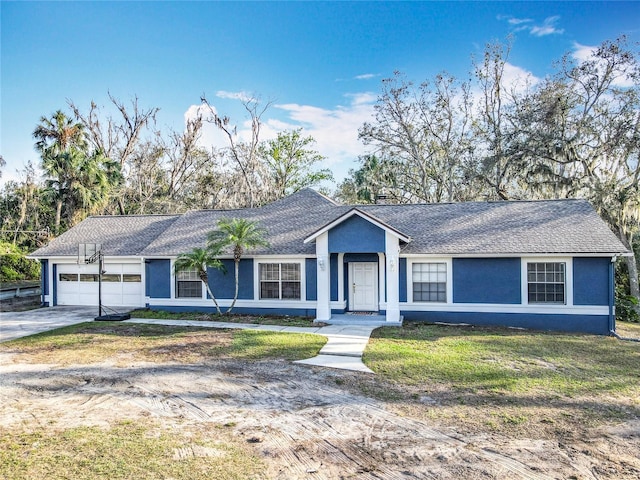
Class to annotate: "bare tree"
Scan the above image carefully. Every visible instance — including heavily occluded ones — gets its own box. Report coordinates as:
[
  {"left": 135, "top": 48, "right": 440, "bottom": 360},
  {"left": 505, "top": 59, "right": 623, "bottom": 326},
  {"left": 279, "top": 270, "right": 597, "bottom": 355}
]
[
  {"left": 69, "top": 94, "right": 159, "bottom": 214},
  {"left": 359, "top": 71, "right": 476, "bottom": 203},
  {"left": 200, "top": 94, "right": 273, "bottom": 208},
  {"left": 516, "top": 37, "right": 640, "bottom": 306}
]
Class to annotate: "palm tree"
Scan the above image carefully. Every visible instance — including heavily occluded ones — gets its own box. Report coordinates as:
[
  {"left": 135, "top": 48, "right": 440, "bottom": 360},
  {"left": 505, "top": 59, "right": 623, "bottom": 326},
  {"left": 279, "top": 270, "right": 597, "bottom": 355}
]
[
  {"left": 208, "top": 218, "right": 269, "bottom": 313},
  {"left": 33, "top": 110, "right": 87, "bottom": 155},
  {"left": 174, "top": 246, "right": 225, "bottom": 314}
]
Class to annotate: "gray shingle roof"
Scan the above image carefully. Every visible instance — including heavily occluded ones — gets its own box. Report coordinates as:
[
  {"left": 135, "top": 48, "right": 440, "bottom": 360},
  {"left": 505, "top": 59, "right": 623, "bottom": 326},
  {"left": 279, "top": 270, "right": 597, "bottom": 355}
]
[
  {"left": 141, "top": 189, "right": 347, "bottom": 257},
  {"left": 30, "top": 215, "right": 180, "bottom": 257},
  {"left": 357, "top": 199, "right": 627, "bottom": 255},
  {"left": 30, "top": 189, "right": 628, "bottom": 258}
]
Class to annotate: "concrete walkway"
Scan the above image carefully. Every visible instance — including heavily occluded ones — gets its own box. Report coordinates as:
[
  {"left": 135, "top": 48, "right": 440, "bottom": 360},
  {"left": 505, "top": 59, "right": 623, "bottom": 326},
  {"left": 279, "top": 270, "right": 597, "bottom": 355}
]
[
  {"left": 0, "top": 306, "right": 97, "bottom": 343},
  {"left": 125, "top": 318, "right": 377, "bottom": 373}
]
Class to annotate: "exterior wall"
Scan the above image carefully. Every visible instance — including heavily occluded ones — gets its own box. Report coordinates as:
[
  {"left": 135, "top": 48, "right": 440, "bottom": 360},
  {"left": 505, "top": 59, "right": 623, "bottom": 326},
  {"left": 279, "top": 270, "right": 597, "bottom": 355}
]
[
  {"left": 305, "top": 258, "right": 317, "bottom": 301},
  {"left": 52, "top": 264, "right": 58, "bottom": 306},
  {"left": 330, "top": 254, "right": 339, "bottom": 301},
  {"left": 399, "top": 258, "right": 407, "bottom": 302},
  {"left": 41, "top": 259, "right": 49, "bottom": 306},
  {"left": 452, "top": 258, "right": 520, "bottom": 304},
  {"left": 328, "top": 215, "right": 385, "bottom": 253},
  {"left": 400, "top": 255, "right": 614, "bottom": 335},
  {"left": 149, "top": 305, "right": 316, "bottom": 317},
  {"left": 573, "top": 257, "right": 610, "bottom": 306},
  {"left": 207, "top": 259, "right": 254, "bottom": 300},
  {"left": 145, "top": 259, "right": 171, "bottom": 298},
  {"left": 401, "top": 310, "right": 610, "bottom": 335},
  {"left": 148, "top": 255, "right": 316, "bottom": 314}
]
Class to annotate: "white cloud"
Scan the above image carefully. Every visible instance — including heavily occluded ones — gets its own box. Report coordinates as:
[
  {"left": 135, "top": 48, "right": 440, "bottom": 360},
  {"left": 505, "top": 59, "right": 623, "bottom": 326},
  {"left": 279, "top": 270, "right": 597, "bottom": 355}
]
[
  {"left": 499, "top": 14, "right": 564, "bottom": 37},
  {"left": 184, "top": 92, "right": 377, "bottom": 182},
  {"left": 354, "top": 73, "right": 379, "bottom": 80},
  {"left": 572, "top": 43, "right": 635, "bottom": 88},
  {"left": 530, "top": 16, "right": 564, "bottom": 37},
  {"left": 502, "top": 62, "right": 541, "bottom": 92},
  {"left": 216, "top": 90, "right": 253, "bottom": 102}
]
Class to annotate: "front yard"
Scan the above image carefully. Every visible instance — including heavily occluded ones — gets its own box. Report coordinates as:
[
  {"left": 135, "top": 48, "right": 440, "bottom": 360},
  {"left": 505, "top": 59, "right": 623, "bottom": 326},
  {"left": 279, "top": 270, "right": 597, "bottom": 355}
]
[{"left": 1, "top": 320, "right": 639, "bottom": 479}]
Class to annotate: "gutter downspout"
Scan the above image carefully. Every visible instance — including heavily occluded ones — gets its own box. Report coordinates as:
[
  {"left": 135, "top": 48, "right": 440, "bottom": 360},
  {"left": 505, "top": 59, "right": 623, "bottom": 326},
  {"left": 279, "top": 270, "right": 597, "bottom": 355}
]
[{"left": 608, "top": 256, "right": 616, "bottom": 335}]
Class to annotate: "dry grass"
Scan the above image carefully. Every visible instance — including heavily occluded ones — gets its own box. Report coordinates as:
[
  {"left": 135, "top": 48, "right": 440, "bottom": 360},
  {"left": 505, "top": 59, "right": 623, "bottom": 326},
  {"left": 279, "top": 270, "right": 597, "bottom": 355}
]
[
  {"left": 0, "top": 322, "right": 326, "bottom": 367},
  {"left": 360, "top": 322, "right": 640, "bottom": 438},
  {"left": 0, "top": 419, "right": 265, "bottom": 480}
]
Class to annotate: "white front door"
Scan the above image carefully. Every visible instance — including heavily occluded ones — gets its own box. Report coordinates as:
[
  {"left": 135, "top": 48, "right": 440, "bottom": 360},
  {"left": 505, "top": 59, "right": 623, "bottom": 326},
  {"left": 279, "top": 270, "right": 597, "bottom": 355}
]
[{"left": 349, "top": 262, "right": 378, "bottom": 312}]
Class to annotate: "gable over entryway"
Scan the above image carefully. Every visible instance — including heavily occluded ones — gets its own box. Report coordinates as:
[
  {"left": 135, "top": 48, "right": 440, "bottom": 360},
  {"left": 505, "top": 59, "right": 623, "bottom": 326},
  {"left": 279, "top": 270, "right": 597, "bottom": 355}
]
[{"left": 305, "top": 208, "right": 410, "bottom": 324}]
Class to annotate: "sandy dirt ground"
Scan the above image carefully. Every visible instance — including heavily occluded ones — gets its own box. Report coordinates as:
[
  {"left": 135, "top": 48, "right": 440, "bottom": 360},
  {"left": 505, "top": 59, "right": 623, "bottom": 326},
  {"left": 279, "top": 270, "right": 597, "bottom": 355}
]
[{"left": 1, "top": 352, "right": 639, "bottom": 479}]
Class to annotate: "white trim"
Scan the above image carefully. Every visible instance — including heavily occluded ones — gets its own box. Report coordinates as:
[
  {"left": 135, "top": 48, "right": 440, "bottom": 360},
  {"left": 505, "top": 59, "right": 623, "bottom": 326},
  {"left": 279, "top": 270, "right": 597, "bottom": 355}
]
[
  {"left": 406, "top": 257, "right": 453, "bottom": 304},
  {"left": 399, "top": 252, "right": 625, "bottom": 258},
  {"left": 148, "top": 298, "right": 317, "bottom": 310},
  {"left": 253, "top": 257, "right": 306, "bottom": 303},
  {"left": 304, "top": 209, "right": 411, "bottom": 244},
  {"left": 521, "top": 257, "right": 573, "bottom": 307},
  {"left": 44, "top": 255, "right": 143, "bottom": 264},
  {"left": 400, "top": 302, "right": 608, "bottom": 316}
]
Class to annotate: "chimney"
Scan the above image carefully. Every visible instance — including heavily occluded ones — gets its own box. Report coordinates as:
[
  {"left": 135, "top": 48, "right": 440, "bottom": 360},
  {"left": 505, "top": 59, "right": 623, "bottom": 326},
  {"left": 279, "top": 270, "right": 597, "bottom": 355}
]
[{"left": 375, "top": 194, "right": 387, "bottom": 205}]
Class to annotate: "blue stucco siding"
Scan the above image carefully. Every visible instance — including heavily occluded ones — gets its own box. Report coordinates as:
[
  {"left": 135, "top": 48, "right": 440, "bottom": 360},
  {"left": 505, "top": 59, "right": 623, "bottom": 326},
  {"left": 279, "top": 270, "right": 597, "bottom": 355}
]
[
  {"left": 145, "top": 259, "right": 171, "bottom": 298},
  {"left": 306, "top": 258, "right": 317, "bottom": 301},
  {"left": 402, "top": 310, "right": 610, "bottom": 335},
  {"left": 573, "top": 257, "right": 610, "bottom": 306},
  {"left": 328, "top": 215, "right": 385, "bottom": 253},
  {"left": 52, "top": 264, "right": 57, "bottom": 306},
  {"left": 208, "top": 259, "right": 254, "bottom": 299},
  {"left": 330, "top": 254, "right": 339, "bottom": 301},
  {"left": 399, "top": 258, "right": 407, "bottom": 302},
  {"left": 41, "top": 260, "right": 49, "bottom": 296},
  {"left": 452, "top": 258, "right": 521, "bottom": 304}
]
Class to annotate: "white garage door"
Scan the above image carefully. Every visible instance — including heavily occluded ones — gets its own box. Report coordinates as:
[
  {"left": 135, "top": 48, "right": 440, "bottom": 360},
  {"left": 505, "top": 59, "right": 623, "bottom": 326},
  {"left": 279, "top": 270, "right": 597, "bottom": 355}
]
[{"left": 56, "top": 263, "right": 142, "bottom": 307}]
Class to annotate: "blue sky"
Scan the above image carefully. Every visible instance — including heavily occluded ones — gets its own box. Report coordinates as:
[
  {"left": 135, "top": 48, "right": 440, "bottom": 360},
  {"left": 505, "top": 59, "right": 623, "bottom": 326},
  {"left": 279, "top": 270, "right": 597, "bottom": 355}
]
[{"left": 2, "top": 1, "right": 639, "bottom": 186}]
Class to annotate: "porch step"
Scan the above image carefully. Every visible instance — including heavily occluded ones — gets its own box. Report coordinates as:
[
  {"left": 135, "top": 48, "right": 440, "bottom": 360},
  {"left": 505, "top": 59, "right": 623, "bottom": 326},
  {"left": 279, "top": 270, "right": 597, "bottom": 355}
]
[{"left": 315, "top": 314, "right": 403, "bottom": 327}]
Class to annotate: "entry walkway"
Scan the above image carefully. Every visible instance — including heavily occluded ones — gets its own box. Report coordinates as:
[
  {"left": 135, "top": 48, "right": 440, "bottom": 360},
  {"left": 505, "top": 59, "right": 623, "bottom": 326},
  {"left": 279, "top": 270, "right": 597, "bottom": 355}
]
[{"left": 126, "top": 318, "right": 377, "bottom": 373}]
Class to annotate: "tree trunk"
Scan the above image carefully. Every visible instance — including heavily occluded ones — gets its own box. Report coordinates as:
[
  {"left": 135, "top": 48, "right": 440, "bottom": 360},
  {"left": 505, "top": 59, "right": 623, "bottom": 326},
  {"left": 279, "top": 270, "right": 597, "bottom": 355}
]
[
  {"left": 625, "top": 254, "right": 640, "bottom": 304},
  {"left": 226, "top": 259, "right": 240, "bottom": 314},
  {"left": 619, "top": 231, "right": 640, "bottom": 312},
  {"left": 55, "top": 199, "right": 63, "bottom": 235},
  {"left": 202, "top": 281, "right": 222, "bottom": 315}
]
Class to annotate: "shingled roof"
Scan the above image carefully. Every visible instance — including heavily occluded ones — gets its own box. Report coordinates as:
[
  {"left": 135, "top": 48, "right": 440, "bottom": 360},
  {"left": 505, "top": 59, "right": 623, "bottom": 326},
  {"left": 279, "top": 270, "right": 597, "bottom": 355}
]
[
  {"left": 358, "top": 200, "right": 627, "bottom": 255},
  {"left": 31, "top": 189, "right": 628, "bottom": 258},
  {"left": 30, "top": 215, "right": 180, "bottom": 257},
  {"left": 141, "top": 189, "right": 347, "bottom": 257}
]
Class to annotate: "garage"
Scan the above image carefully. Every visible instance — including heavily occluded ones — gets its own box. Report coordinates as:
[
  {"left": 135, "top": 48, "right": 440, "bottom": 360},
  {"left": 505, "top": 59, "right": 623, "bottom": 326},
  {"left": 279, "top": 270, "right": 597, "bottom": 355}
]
[{"left": 55, "top": 262, "right": 143, "bottom": 307}]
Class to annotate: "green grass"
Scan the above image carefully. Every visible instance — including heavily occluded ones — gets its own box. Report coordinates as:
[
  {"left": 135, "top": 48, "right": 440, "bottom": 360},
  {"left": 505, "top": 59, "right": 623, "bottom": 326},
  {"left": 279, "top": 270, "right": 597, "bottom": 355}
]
[
  {"left": 129, "top": 308, "right": 318, "bottom": 327},
  {"left": 0, "top": 420, "right": 264, "bottom": 480},
  {"left": 365, "top": 322, "right": 640, "bottom": 398},
  {"left": 0, "top": 322, "right": 326, "bottom": 365}
]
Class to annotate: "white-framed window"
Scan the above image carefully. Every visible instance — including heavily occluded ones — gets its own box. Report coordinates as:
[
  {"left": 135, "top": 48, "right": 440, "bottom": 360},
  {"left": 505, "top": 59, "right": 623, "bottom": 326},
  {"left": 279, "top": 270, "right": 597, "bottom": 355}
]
[
  {"left": 526, "top": 262, "right": 566, "bottom": 304},
  {"left": 259, "top": 263, "right": 301, "bottom": 300},
  {"left": 175, "top": 268, "right": 202, "bottom": 298},
  {"left": 412, "top": 262, "right": 447, "bottom": 302}
]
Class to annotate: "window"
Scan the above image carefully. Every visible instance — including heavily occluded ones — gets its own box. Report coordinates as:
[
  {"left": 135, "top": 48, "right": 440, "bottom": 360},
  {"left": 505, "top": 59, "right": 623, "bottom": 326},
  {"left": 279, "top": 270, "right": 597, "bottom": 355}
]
[
  {"left": 59, "top": 273, "right": 78, "bottom": 282},
  {"left": 123, "top": 274, "right": 141, "bottom": 283},
  {"left": 102, "top": 274, "right": 121, "bottom": 282},
  {"left": 412, "top": 262, "right": 447, "bottom": 302},
  {"left": 176, "top": 268, "right": 202, "bottom": 298},
  {"left": 259, "top": 263, "right": 301, "bottom": 300},
  {"left": 80, "top": 274, "right": 99, "bottom": 282},
  {"left": 527, "top": 262, "right": 565, "bottom": 304}
]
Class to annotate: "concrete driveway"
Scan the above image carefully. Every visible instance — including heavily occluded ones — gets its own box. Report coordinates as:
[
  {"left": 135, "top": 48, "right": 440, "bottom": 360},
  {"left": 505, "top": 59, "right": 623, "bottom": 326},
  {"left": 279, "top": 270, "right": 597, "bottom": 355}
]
[{"left": 0, "top": 306, "right": 97, "bottom": 343}]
